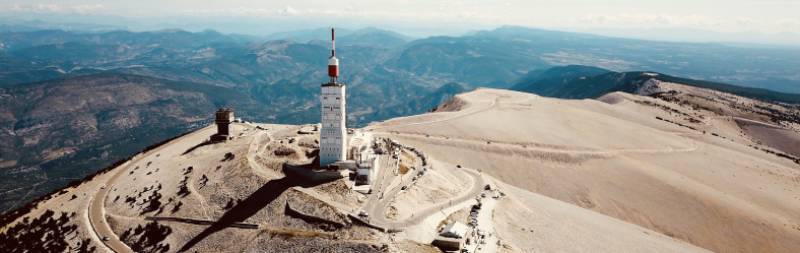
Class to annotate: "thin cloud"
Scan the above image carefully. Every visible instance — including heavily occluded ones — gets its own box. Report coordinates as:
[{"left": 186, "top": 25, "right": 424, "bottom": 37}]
[
  {"left": 578, "top": 13, "right": 799, "bottom": 33},
  {"left": 7, "top": 3, "right": 105, "bottom": 15}
]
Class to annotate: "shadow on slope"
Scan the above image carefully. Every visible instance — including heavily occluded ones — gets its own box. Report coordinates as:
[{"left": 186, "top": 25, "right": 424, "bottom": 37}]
[
  {"left": 0, "top": 209, "right": 96, "bottom": 252},
  {"left": 177, "top": 164, "right": 338, "bottom": 252}
]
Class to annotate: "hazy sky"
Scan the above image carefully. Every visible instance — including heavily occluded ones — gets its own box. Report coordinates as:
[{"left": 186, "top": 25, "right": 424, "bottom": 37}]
[{"left": 2, "top": 0, "right": 799, "bottom": 44}]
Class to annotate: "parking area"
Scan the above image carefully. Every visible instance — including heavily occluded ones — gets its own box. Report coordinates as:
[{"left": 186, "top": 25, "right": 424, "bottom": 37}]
[{"left": 464, "top": 185, "right": 503, "bottom": 253}]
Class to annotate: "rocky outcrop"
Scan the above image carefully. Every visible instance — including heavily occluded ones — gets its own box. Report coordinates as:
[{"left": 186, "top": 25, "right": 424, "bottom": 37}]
[{"left": 636, "top": 78, "right": 664, "bottom": 96}]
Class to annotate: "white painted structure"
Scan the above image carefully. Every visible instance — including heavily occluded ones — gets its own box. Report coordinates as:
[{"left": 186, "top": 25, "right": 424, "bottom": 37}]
[
  {"left": 356, "top": 157, "right": 377, "bottom": 186},
  {"left": 441, "top": 222, "right": 469, "bottom": 239},
  {"left": 320, "top": 84, "right": 347, "bottom": 166},
  {"left": 320, "top": 28, "right": 347, "bottom": 166},
  {"left": 434, "top": 221, "right": 470, "bottom": 251}
]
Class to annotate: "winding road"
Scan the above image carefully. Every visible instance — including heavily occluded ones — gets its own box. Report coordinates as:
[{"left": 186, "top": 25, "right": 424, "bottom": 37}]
[
  {"left": 383, "top": 131, "right": 699, "bottom": 156},
  {"left": 87, "top": 127, "right": 213, "bottom": 253},
  {"left": 246, "top": 128, "right": 276, "bottom": 179},
  {"left": 86, "top": 122, "right": 490, "bottom": 251},
  {"left": 367, "top": 91, "right": 699, "bottom": 159},
  {"left": 366, "top": 97, "right": 500, "bottom": 131},
  {"left": 355, "top": 140, "right": 486, "bottom": 231}
]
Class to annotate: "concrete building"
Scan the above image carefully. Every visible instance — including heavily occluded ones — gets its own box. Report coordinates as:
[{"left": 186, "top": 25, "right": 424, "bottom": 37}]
[
  {"left": 355, "top": 157, "right": 377, "bottom": 186},
  {"left": 320, "top": 28, "right": 347, "bottom": 166},
  {"left": 353, "top": 157, "right": 377, "bottom": 194},
  {"left": 211, "top": 108, "right": 234, "bottom": 142},
  {"left": 433, "top": 222, "right": 470, "bottom": 251},
  {"left": 441, "top": 222, "right": 469, "bottom": 238}
]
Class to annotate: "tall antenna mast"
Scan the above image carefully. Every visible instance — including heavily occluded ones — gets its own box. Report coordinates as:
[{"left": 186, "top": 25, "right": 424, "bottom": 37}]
[
  {"left": 327, "top": 27, "right": 340, "bottom": 83},
  {"left": 319, "top": 26, "right": 347, "bottom": 167}
]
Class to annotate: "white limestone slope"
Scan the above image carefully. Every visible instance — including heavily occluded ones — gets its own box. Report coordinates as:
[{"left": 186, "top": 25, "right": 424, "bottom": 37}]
[
  {"left": 368, "top": 88, "right": 800, "bottom": 253},
  {"left": 4, "top": 85, "right": 799, "bottom": 253}
]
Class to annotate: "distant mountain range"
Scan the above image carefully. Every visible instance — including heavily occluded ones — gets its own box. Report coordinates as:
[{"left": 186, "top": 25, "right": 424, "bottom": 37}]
[
  {"left": 512, "top": 65, "right": 800, "bottom": 104},
  {"left": 1, "top": 25, "right": 800, "bottom": 213},
  {"left": 3, "top": 26, "right": 800, "bottom": 92},
  {"left": 0, "top": 74, "right": 271, "bottom": 211},
  {"left": 268, "top": 27, "right": 413, "bottom": 48}
]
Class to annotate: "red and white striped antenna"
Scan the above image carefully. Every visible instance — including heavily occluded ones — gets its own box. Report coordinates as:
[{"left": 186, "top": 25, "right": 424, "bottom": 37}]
[{"left": 327, "top": 27, "right": 339, "bottom": 83}]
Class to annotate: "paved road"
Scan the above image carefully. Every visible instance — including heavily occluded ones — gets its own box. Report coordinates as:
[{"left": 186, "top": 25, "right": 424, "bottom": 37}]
[
  {"left": 707, "top": 115, "right": 789, "bottom": 129},
  {"left": 382, "top": 130, "right": 698, "bottom": 157},
  {"left": 358, "top": 149, "right": 485, "bottom": 231},
  {"left": 349, "top": 133, "right": 487, "bottom": 231},
  {"left": 88, "top": 126, "right": 213, "bottom": 253},
  {"left": 88, "top": 163, "right": 136, "bottom": 253},
  {"left": 366, "top": 97, "right": 498, "bottom": 131},
  {"left": 360, "top": 154, "right": 400, "bottom": 225},
  {"left": 246, "top": 128, "right": 277, "bottom": 179},
  {"left": 395, "top": 168, "right": 484, "bottom": 229},
  {"left": 471, "top": 189, "right": 499, "bottom": 253}
]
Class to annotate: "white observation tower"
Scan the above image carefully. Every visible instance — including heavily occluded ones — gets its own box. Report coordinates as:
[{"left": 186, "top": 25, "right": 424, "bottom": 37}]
[{"left": 320, "top": 28, "right": 347, "bottom": 166}]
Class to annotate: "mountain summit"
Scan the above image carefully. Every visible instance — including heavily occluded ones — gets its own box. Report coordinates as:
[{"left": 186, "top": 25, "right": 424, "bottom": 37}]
[{"left": 2, "top": 75, "right": 799, "bottom": 252}]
